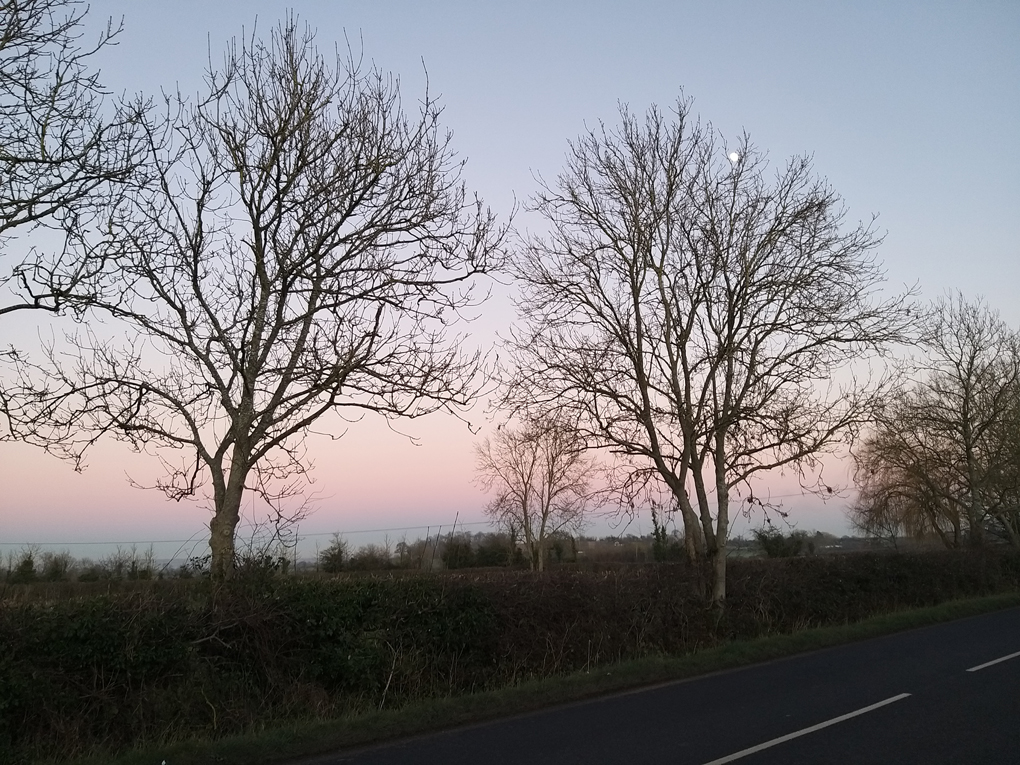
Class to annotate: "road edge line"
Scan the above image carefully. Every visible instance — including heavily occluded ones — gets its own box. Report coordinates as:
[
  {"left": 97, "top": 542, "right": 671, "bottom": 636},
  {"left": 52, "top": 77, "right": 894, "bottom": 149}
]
[
  {"left": 700, "top": 692, "right": 912, "bottom": 765},
  {"left": 966, "top": 649, "right": 1020, "bottom": 672}
]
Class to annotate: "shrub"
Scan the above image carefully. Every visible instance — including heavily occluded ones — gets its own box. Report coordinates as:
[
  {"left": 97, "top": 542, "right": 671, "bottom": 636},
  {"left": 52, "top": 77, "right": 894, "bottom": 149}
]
[
  {"left": 347, "top": 543, "right": 393, "bottom": 571},
  {"left": 8, "top": 551, "right": 37, "bottom": 584},
  {"left": 40, "top": 551, "right": 73, "bottom": 582},
  {"left": 318, "top": 534, "right": 348, "bottom": 574},
  {"left": 651, "top": 508, "right": 686, "bottom": 562},
  {"left": 475, "top": 533, "right": 515, "bottom": 567},
  {"left": 441, "top": 537, "right": 476, "bottom": 569},
  {"left": 753, "top": 527, "right": 809, "bottom": 558},
  {"left": 178, "top": 554, "right": 211, "bottom": 579}
]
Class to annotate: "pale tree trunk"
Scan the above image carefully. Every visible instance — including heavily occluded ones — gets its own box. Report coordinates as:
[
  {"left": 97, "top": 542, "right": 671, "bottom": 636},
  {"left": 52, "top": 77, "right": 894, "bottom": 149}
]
[
  {"left": 654, "top": 438, "right": 706, "bottom": 560},
  {"left": 677, "top": 491, "right": 706, "bottom": 560},
  {"left": 690, "top": 459, "right": 718, "bottom": 564},
  {"left": 523, "top": 539, "right": 542, "bottom": 571},
  {"left": 209, "top": 449, "right": 250, "bottom": 581},
  {"left": 931, "top": 514, "right": 954, "bottom": 549},
  {"left": 687, "top": 458, "right": 726, "bottom": 606},
  {"left": 708, "top": 433, "right": 730, "bottom": 612},
  {"left": 536, "top": 506, "right": 550, "bottom": 572},
  {"left": 521, "top": 503, "right": 540, "bottom": 572},
  {"left": 962, "top": 402, "right": 986, "bottom": 548},
  {"left": 997, "top": 512, "right": 1020, "bottom": 548},
  {"left": 210, "top": 489, "right": 243, "bottom": 580},
  {"left": 965, "top": 474, "right": 985, "bottom": 548},
  {"left": 711, "top": 479, "right": 730, "bottom": 611}
]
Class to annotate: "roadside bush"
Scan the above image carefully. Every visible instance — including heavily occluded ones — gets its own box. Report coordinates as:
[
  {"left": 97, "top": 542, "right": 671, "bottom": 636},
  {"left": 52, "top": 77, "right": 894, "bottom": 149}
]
[
  {"left": 69, "top": 548, "right": 158, "bottom": 583},
  {"left": 75, "top": 558, "right": 103, "bottom": 582},
  {"left": 40, "top": 551, "right": 73, "bottom": 582},
  {"left": 752, "top": 527, "right": 810, "bottom": 558},
  {"left": 177, "top": 554, "right": 211, "bottom": 579},
  {"left": 441, "top": 536, "right": 476, "bottom": 569},
  {"left": 7, "top": 551, "right": 37, "bottom": 585},
  {"left": 347, "top": 544, "right": 393, "bottom": 571},
  {"left": 235, "top": 550, "right": 290, "bottom": 581},
  {"left": 475, "top": 533, "right": 517, "bottom": 567},
  {"left": 318, "top": 534, "right": 348, "bottom": 574},
  {"left": 651, "top": 510, "right": 687, "bottom": 562}
]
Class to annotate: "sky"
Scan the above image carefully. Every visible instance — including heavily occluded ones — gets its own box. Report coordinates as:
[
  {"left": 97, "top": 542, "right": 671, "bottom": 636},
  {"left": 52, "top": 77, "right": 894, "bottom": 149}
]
[{"left": 1, "top": 0, "right": 1018, "bottom": 559}]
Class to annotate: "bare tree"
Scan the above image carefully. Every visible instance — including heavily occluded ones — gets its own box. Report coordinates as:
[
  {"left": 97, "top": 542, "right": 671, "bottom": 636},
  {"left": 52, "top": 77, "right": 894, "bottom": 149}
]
[
  {"left": 4, "top": 19, "right": 504, "bottom": 579},
  {"left": 502, "top": 99, "right": 911, "bottom": 606},
  {"left": 475, "top": 418, "right": 593, "bottom": 571},
  {"left": 850, "top": 436, "right": 963, "bottom": 548},
  {"left": 852, "top": 294, "right": 1020, "bottom": 548},
  {"left": 0, "top": 0, "right": 144, "bottom": 316}
]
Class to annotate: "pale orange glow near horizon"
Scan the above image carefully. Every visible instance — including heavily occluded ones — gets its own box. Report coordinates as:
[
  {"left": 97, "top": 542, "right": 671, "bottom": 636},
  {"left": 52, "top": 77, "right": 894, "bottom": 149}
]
[
  {"left": 0, "top": 410, "right": 492, "bottom": 541},
  {"left": 1, "top": 401, "right": 859, "bottom": 553}
]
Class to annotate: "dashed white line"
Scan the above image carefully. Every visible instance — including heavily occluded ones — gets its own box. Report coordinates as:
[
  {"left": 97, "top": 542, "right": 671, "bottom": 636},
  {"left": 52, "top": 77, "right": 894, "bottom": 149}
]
[
  {"left": 700, "top": 693, "right": 912, "bottom": 765},
  {"left": 966, "top": 650, "right": 1020, "bottom": 672}
]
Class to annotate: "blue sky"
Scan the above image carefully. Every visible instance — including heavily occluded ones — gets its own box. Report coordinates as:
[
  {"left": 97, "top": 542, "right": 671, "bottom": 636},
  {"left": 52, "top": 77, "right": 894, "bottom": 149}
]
[{"left": 2, "top": 0, "right": 1018, "bottom": 553}]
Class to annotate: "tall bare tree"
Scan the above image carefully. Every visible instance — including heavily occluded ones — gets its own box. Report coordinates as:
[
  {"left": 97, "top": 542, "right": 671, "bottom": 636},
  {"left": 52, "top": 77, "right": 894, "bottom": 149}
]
[
  {"left": 0, "top": 0, "right": 144, "bottom": 316},
  {"left": 475, "top": 418, "right": 593, "bottom": 571},
  {"left": 4, "top": 19, "right": 504, "bottom": 579},
  {"left": 850, "top": 436, "right": 963, "bottom": 547},
  {"left": 502, "top": 99, "right": 910, "bottom": 606},
  {"left": 852, "top": 294, "right": 1020, "bottom": 548}
]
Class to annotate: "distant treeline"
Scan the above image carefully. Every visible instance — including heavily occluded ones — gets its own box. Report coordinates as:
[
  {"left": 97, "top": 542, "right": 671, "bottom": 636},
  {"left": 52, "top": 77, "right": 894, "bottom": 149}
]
[{"left": 2, "top": 528, "right": 898, "bottom": 584}]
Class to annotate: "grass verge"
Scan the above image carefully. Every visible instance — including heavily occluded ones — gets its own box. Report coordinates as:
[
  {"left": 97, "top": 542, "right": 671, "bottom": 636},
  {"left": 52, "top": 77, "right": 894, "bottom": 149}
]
[{"left": 65, "top": 591, "right": 1020, "bottom": 765}]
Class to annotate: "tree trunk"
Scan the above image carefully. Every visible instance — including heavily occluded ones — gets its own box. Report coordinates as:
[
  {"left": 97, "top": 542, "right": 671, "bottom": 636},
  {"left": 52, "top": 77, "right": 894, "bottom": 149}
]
[
  {"left": 210, "top": 463, "right": 247, "bottom": 581},
  {"left": 677, "top": 491, "right": 706, "bottom": 560},
  {"left": 710, "top": 438, "right": 730, "bottom": 611},
  {"left": 710, "top": 516, "right": 730, "bottom": 610},
  {"left": 1006, "top": 514, "right": 1020, "bottom": 549},
  {"left": 963, "top": 417, "right": 985, "bottom": 548},
  {"left": 966, "top": 500, "right": 985, "bottom": 548},
  {"left": 690, "top": 461, "right": 716, "bottom": 557},
  {"left": 997, "top": 513, "right": 1020, "bottom": 548},
  {"left": 931, "top": 518, "right": 952, "bottom": 550},
  {"left": 709, "top": 544, "right": 727, "bottom": 612}
]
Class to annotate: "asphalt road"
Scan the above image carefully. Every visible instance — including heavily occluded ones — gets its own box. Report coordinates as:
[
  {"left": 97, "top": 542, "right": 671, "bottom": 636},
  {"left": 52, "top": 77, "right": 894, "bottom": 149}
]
[{"left": 298, "top": 606, "right": 1020, "bottom": 765}]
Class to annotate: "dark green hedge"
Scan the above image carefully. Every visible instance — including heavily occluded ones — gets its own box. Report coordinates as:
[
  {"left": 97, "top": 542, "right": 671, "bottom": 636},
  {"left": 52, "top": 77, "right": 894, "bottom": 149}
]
[{"left": 1, "top": 549, "right": 1018, "bottom": 763}]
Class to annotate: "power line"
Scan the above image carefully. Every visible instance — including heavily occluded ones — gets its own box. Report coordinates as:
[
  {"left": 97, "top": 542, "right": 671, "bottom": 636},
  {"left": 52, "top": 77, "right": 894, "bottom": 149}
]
[
  {"left": 0, "top": 519, "right": 494, "bottom": 547},
  {"left": 0, "top": 537, "right": 202, "bottom": 547},
  {"left": 296, "top": 520, "right": 492, "bottom": 538},
  {"left": 3, "top": 493, "right": 846, "bottom": 548}
]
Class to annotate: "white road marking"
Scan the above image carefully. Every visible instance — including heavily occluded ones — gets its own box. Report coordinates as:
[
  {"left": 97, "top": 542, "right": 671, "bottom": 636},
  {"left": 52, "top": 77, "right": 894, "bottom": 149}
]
[
  {"left": 700, "top": 693, "right": 912, "bottom": 765},
  {"left": 966, "top": 650, "right": 1020, "bottom": 672}
]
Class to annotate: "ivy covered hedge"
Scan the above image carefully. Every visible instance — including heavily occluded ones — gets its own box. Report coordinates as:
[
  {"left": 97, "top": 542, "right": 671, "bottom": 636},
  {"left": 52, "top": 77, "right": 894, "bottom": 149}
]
[{"left": 1, "top": 549, "right": 1019, "bottom": 763}]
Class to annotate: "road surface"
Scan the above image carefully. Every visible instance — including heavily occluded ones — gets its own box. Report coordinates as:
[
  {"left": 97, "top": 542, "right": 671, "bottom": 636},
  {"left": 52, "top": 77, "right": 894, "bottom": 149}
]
[{"left": 295, "top": 605, "right": 1020, "bottom": 764}]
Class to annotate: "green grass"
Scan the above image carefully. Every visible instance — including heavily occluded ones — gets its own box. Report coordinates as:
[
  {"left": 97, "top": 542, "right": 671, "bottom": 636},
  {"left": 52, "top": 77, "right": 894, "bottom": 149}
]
[{"left": 58, "top": 590, "right": 1020, "bottom": 765}]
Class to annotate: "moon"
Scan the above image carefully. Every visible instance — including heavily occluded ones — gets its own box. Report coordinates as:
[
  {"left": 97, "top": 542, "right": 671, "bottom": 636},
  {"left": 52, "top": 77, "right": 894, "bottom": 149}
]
[{"left": 728, "top": 152, "right": 740, "bottom": 163}]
